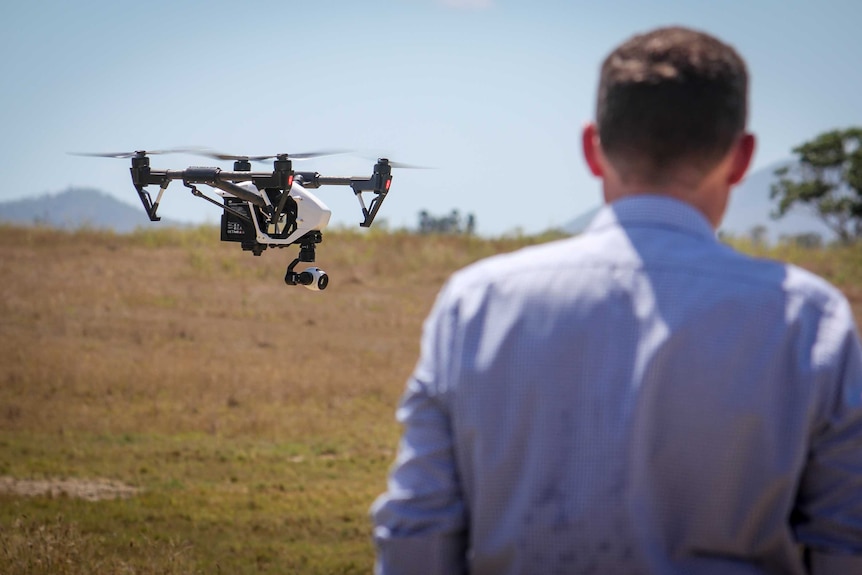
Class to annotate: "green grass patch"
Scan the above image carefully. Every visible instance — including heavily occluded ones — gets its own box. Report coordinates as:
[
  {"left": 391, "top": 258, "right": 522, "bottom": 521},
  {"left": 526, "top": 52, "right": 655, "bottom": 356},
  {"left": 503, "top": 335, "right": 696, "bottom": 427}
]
[{"left": 0, "top": 432, "right": 388, "bottom": 574}]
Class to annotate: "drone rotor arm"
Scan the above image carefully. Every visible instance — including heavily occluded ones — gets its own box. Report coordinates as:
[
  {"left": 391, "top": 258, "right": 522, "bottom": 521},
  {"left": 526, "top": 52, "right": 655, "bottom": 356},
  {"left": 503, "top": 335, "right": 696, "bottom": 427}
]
[
  {"left": 208, "top": 179, "right": 267, "bottom": 208},
  {"left": 316, "top": 176, "right": 353, "bottom": 187},
  {"left": 299, "top": 161, "right": 393, "bottom": 228}
]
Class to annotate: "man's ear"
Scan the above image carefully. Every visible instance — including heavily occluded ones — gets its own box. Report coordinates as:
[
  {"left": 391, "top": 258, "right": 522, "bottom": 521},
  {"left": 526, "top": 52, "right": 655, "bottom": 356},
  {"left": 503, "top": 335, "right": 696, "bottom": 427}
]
[
  {"left": 727, "top": 132, "right": 756, "bottom": 185},
  {"left": 582, "top": 123, "right": 604, "bottom": 178}
]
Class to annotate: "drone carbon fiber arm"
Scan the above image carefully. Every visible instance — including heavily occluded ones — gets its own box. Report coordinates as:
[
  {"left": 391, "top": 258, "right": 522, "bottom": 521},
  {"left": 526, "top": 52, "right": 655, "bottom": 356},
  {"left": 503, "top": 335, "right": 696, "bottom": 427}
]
[
  {"left": 294, "top": 160, "right": 392, "bottom": 227},
  {"left": 130, "top": 152, "right": 393, "bottom": 227}
]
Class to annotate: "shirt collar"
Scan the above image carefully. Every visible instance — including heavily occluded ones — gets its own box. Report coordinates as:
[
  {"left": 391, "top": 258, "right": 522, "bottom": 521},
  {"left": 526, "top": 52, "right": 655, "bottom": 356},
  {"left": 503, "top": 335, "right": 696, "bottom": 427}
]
[{"left": 585, "top": 195, "right": 717, "bottom": 241}]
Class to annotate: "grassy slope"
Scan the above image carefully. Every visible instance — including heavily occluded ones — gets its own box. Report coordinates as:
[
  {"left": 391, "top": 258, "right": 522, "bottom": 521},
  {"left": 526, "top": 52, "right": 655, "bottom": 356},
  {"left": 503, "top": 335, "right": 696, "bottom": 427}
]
[{"left": 0, "top": 225, "right": 859, "bottom": 574}]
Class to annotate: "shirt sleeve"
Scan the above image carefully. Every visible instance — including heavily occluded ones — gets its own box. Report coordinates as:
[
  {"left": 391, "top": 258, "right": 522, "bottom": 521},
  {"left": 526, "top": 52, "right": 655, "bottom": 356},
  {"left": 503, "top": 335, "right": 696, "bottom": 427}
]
[
  {"left": 370, "top": 281, "right": 469, "bottom": 575},
  {"left": 794, "top": 298, "right": 862, "bottom": 573}
]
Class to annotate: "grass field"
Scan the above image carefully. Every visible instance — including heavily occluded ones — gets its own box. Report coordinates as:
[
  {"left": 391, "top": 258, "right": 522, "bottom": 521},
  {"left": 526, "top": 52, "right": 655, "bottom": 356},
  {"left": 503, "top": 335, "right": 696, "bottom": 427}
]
[{"left": 0, "top": 224, "right": 860, "bottom": 574}]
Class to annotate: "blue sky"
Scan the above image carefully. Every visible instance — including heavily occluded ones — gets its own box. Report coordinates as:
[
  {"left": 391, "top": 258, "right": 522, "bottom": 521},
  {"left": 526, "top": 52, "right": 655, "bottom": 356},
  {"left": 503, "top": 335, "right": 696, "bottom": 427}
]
[{"left": 2, "top": 0, "right": 860, "bottom": 235}]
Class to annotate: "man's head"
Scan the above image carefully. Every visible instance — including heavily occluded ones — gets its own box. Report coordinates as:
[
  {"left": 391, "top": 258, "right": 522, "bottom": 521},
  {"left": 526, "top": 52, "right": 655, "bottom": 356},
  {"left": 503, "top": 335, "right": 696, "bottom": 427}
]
[{"left": 582, "top": 26, "right": 755, "bottom": 227}]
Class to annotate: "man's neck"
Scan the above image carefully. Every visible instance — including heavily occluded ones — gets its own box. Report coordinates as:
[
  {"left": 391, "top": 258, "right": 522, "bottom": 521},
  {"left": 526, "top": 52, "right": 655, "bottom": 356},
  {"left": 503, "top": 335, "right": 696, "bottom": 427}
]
[{"left": 602, "top": 168, "right": 732, "bottom": 230}]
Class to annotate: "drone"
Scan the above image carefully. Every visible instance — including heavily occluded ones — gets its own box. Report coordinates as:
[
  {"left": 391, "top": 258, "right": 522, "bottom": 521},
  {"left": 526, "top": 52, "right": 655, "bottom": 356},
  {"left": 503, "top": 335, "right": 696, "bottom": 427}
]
[{"left": 73, "top": 148, "right": 421, "bottom": 290}]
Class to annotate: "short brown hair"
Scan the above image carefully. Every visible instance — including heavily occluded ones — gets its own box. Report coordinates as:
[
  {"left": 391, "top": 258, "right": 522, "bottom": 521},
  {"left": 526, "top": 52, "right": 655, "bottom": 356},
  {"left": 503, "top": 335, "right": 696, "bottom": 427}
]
[{"left": 597, "top": 27, "right": 748, "bottom": 183}]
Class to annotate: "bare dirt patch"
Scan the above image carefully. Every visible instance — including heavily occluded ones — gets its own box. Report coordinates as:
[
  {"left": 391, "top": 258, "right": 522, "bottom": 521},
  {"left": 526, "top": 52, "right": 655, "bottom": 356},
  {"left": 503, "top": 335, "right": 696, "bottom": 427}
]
[{"left": 0, "top": 476, "right": 139, "bottom": 501}]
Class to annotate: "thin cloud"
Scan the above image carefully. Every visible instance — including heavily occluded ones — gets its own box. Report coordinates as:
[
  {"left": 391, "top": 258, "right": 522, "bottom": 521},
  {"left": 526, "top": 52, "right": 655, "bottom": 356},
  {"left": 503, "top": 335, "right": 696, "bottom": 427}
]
[{"left": 440, "top": 0, "right": 493, "bottom": 10}]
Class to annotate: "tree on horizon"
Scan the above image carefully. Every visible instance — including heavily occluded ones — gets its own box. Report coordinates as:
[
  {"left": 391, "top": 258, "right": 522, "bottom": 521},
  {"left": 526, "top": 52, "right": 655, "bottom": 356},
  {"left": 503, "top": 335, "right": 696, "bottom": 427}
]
[{"left": 771, "top": 127, "right": 862, "bottom": 244}]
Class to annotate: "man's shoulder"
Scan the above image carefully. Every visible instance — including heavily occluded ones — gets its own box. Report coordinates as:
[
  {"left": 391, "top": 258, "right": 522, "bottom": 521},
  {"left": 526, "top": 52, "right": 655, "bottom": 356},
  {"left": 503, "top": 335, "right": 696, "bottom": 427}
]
[
  {"left": 443, "top": 233, "right": 848, "bottom": 317},
  {"left": 780, "top": 260, "right": 851, "bottom": 315},
  {"left": 674, "top": 242, "right": 847, "bottom": 312}
]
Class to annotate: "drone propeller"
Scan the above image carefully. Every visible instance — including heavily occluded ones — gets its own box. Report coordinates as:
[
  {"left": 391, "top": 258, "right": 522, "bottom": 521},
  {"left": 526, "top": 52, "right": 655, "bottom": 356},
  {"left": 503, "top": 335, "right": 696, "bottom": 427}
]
[
  {"left": 69, "top": 147, "right": 348, "bottom": 162},
  {"left": 379, "top": 159, "right": 434, "bottom": 170},
  {"left": 68, "top": 146, "right": 211, "bottom": 159},
  {"left": 182, "top": 148, "right": 351, "bottom": 162},
  {"left": 351, "top": 149, "right": 433, "bottom": 169}
]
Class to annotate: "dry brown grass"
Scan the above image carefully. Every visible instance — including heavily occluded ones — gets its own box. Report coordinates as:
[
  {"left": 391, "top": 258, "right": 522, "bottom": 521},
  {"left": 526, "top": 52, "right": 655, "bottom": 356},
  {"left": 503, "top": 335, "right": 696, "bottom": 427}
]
[
  {"left": 1, "top": 514, "right": 197, "bottom": 575},
  {"left": 0, "top": 226, "right": 548, "bottom": 441},
  {"left": 0, "top": 224, "right": 858, "bottom": 573},
  {"left": 0, "top": 224, "right": 560, "bottom": 573}
]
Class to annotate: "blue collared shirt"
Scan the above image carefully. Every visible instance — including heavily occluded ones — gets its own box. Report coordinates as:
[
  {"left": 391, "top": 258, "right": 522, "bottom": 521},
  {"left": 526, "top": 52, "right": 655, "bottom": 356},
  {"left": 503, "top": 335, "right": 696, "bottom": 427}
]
[{"left": 371, "top": 195, "right": 862, "bottom": 574}]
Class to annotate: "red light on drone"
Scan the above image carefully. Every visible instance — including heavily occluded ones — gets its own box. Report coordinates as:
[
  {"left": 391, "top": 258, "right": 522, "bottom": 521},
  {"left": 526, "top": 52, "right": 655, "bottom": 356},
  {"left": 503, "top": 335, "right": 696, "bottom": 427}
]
[
  {"left": 288, "top": 175, "right": 294, "bottom": 188},
  {"left": 385, "top": 177, "right": 392, "bottom": 191}
]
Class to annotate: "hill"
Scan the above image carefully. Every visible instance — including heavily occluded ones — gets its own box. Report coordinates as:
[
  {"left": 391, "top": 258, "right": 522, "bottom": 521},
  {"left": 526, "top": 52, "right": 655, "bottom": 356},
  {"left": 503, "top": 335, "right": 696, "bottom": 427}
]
[
  {"left": 0, "top": 187, "right": 186, "bottom": 232},
  {"left": 720, "top": 160, "right": 834, "bottom": 243},
  {"left": 563, "top": 161, "right": 836, "bottom": 243}
]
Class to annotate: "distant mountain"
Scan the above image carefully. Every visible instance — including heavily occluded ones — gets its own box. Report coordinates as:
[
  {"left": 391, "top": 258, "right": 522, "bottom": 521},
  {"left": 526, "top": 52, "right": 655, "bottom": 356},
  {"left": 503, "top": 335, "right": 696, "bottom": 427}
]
[
  {"left": 720, "top": 160, "right": 834, "bottom": 243},
  {"left": 0, "top": 187, "right": 187, "bottom": 233},
  {"left": 561, "top": 161, "right": 835, "bottom": 244},
  {"left": 561, "top": 205, "right": 600, "bottom": 235}
]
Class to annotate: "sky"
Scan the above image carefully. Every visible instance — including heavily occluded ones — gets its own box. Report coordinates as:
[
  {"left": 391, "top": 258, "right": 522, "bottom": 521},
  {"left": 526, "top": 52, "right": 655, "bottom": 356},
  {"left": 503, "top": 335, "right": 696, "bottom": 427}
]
[{"left": 2, "top": 0, "right": 861, "bottom": 236}]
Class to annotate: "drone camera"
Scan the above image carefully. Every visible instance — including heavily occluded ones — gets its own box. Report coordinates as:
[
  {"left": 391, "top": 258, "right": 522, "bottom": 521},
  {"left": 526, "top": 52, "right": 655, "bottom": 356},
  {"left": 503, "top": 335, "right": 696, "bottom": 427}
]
[
  {"left": 302, "top": 267, "right": 329, "bottom": 291},
  {"left": 286, "top": 267, "right": 329, "bottom": 290}
]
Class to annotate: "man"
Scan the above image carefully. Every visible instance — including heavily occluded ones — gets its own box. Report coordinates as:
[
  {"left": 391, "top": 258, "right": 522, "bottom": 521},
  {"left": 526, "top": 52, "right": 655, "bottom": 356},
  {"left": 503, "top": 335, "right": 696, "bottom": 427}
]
[{"left": 371, "top": 26, "right": 862, "bottom": 574}]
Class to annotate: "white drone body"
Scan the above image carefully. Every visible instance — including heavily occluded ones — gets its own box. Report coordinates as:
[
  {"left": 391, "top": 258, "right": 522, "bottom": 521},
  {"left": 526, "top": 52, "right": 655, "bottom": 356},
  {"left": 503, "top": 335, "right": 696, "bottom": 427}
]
[{"left": 218, "top": 182, "right": 332, "bottom": 246}]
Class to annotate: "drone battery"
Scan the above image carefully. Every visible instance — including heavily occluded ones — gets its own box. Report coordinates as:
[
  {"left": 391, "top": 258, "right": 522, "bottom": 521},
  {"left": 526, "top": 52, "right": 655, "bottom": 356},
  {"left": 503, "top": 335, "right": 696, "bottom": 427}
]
[{"left": 221, "top": 197, "right": 255, "bottom": 243}]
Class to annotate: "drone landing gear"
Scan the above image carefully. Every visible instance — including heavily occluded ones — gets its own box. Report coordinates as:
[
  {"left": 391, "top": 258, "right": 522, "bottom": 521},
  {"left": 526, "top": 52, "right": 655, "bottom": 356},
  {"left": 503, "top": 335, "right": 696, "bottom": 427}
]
[{"left": 284, "top": 232, "right": 328, "bottom": 291}]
